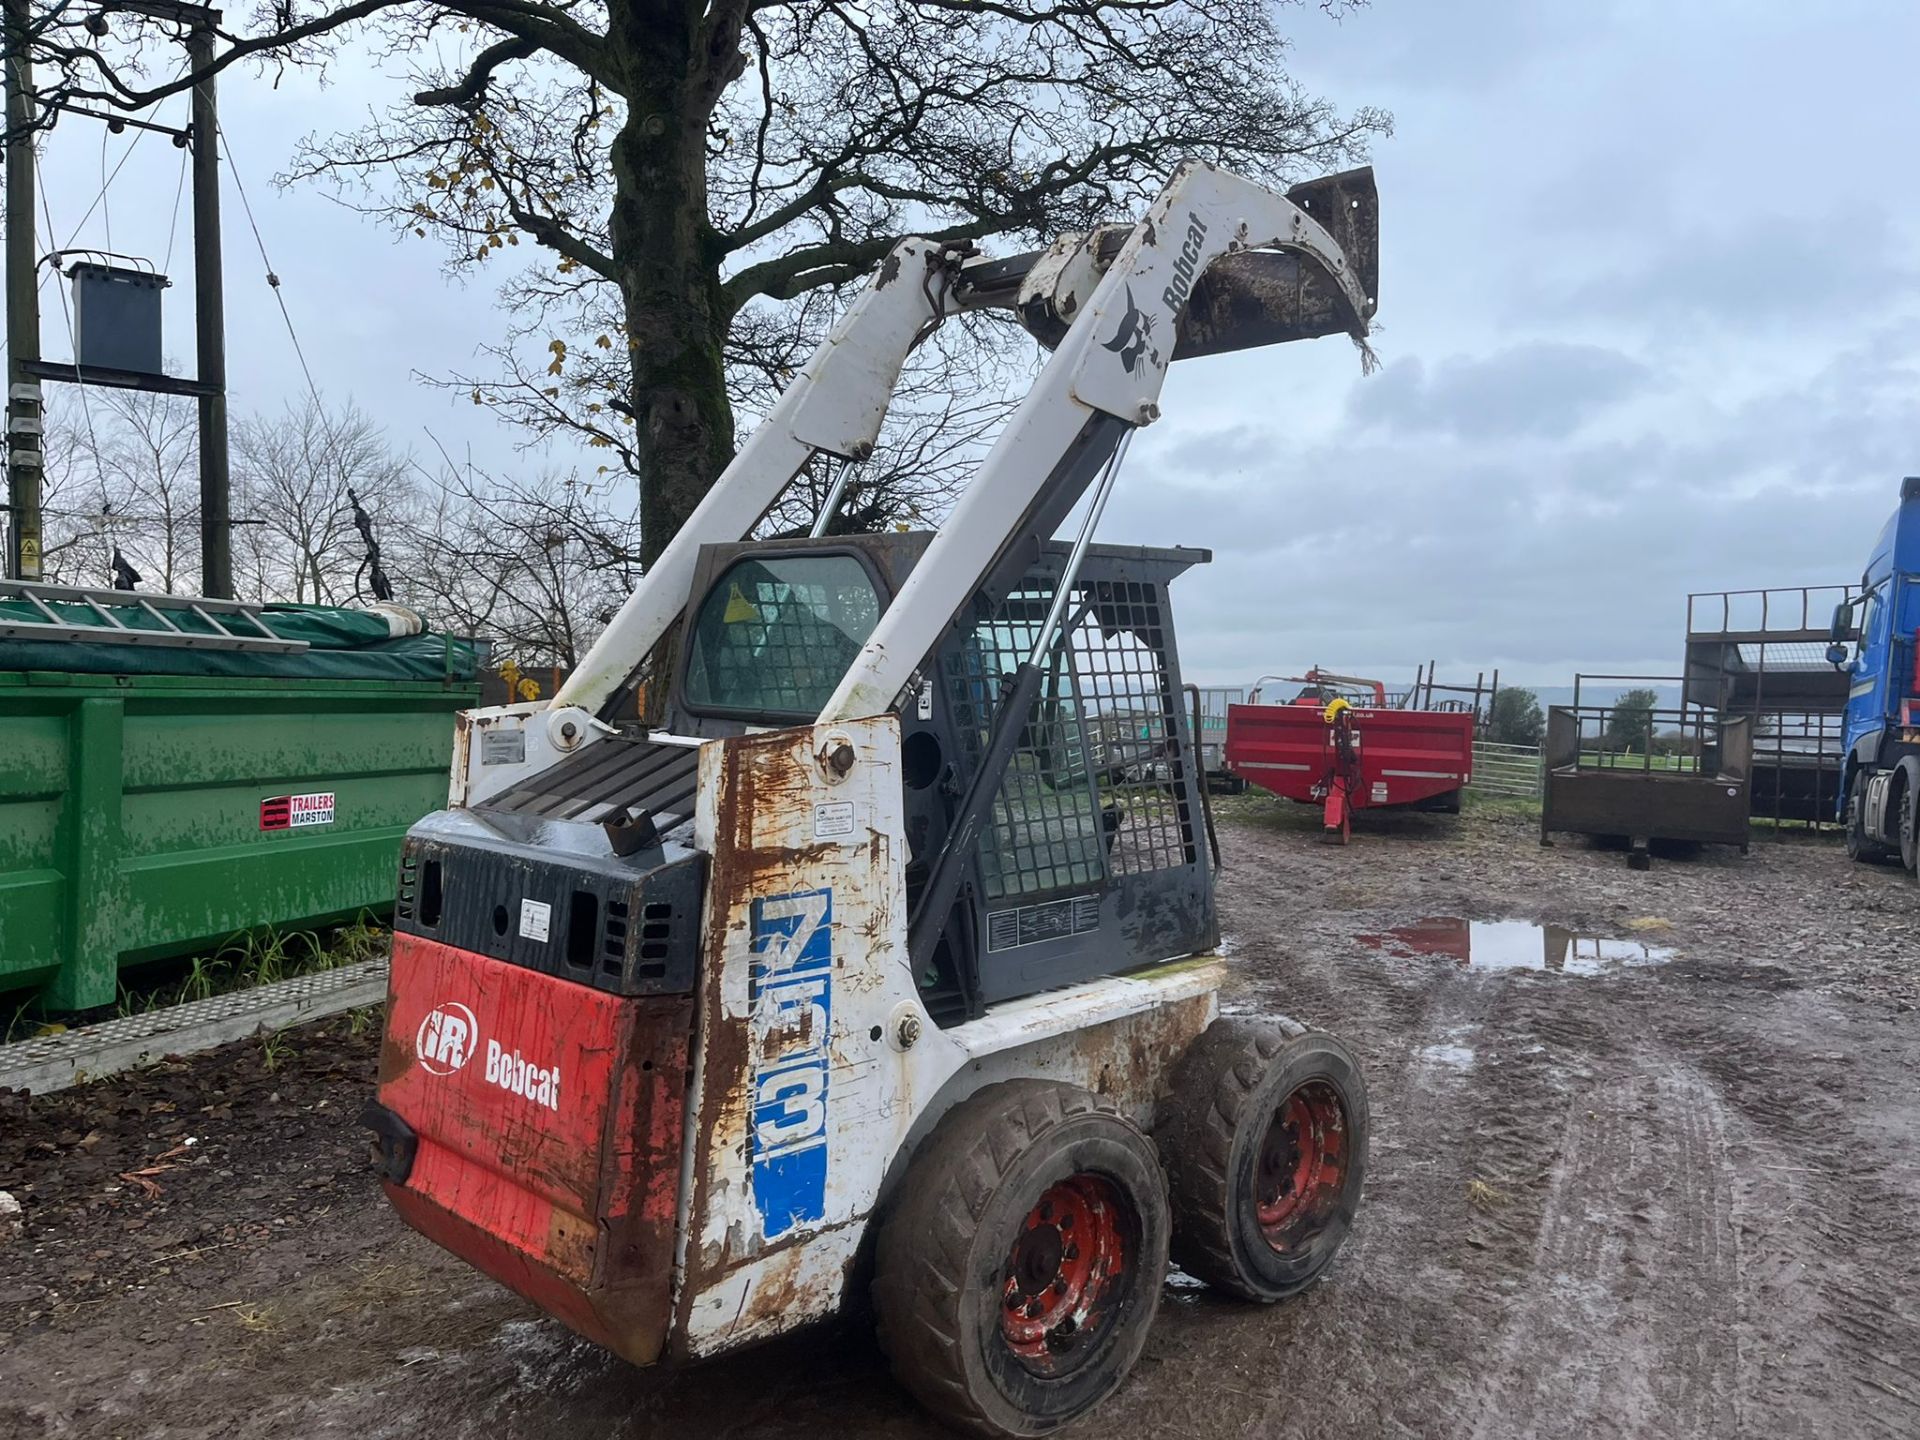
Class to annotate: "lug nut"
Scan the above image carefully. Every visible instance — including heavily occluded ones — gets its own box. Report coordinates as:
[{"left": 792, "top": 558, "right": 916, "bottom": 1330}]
[
  {"left": 827, "top": 741, "right": 856, "bottom": 776},
  {"left": 896, "top": 1013, "right": 922, "bottom": 1049}
]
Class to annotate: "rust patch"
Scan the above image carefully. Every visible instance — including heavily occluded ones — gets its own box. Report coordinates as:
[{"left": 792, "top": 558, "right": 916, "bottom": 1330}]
[
  {"left": 376, "top": 1024, "right": 415, "bottom": 1086},
  {"left": 450, "top": 712, "right": 473, "bottom": 802},
  {"left": 734, "top": 1225, "right": 864, "bottom": 1339},
  {"left": 545, "top": 1204, "right": 598, "bottom": 1283},
  {"left": 679, "top": 734, "right": 762, "bottom": 1326}
]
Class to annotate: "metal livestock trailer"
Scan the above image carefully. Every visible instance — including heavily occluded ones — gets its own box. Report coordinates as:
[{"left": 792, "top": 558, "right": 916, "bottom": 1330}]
[{"left": 1540, "top": 700, "right": 1752, "bottom": 868}]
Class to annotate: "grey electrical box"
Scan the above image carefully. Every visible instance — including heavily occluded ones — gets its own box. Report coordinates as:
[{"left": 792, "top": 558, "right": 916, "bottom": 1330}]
[{"left": 70, "top": 263, "right": 169, "bottom": 375}]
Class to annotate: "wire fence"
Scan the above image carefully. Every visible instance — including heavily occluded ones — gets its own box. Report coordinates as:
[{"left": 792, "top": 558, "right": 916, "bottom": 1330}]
[{"left": 1468, "top": 740, "right": 1542, "bottom": 799}]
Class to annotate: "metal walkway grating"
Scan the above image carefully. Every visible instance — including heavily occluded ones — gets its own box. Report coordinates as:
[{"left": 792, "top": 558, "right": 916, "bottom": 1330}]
[{"left": 0, "top": 959, "right": 388, "bottom": 1096}]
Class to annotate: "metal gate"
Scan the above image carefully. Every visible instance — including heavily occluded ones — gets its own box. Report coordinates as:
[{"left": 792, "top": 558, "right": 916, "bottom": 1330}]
[{"left": 1468, "top": 740, "right": 1542, "bottom": 798}]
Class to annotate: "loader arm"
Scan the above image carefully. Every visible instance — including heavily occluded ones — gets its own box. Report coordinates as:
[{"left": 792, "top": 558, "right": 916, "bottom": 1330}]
[
  {"left": 819, "top": 161, "right": 1374, "bottom": 723},
  {"left": 550, "top": 237, "right": 971, "bottom": 719}
]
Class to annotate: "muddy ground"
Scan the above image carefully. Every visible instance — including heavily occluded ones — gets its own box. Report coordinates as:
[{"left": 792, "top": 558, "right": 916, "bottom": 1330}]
[{"left": 4, "top": 799, "right": 1919, "bottom": 1440}]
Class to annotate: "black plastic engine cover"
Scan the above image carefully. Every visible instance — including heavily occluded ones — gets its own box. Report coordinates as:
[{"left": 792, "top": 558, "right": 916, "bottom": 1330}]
[{"left": 394, "top": 806, "right": 706, "bottom": 998}]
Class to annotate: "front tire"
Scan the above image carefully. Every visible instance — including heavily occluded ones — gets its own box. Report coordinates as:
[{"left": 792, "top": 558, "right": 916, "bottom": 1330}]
[
  {"left": 873, "top": 1080, "right": 1170, "bottom": 1438},
  {"left": 1158, "top": 1018, "right": 1369, "bottom": 1302}
]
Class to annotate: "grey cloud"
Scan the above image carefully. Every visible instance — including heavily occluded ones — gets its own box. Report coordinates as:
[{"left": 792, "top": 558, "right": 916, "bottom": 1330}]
[
  {"left": 1301, "top": 2, "right": 1573, "bottom": 94},
  {"left": 1342, "top": 343, "right": 1650, "bottom": 441},
  {"left": 1112, "top": 327, "right": 1920, "bottom": 686},
  {"left": 1544, "top": 206, "right": 1913, "bottom": 333}
]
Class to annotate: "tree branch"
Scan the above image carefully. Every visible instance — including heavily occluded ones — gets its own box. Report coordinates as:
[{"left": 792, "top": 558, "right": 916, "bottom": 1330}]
[
  {"left": 413, "top": 34, "right": 540, "bottom": 108},
  {"left": 505, "top": 197, "right": 616, "bottom": 280}
]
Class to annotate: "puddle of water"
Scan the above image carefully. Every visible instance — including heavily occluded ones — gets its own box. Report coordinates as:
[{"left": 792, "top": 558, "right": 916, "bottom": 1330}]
[
  {"left": 1418, "top": 1042, "right": 1477, "bottom": 1069},
  {"left": 1359, "top": 917, "right": 1673, "bottom": 975}
]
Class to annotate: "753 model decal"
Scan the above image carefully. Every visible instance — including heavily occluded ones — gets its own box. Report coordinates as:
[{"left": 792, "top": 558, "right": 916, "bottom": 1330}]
[{"left": 747, "top": 887, "right": 834, "bottom": 1239}]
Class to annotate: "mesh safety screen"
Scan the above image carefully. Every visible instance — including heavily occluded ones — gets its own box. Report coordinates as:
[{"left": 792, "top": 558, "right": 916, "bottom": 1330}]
[{"left": 946, "top": 576, "right": 1195, "bottom": 899}]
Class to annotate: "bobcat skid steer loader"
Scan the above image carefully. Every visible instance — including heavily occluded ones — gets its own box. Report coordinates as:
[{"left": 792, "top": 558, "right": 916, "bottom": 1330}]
[{"left": 361, "top": 161, "right": 1379, "bottom": 1437}]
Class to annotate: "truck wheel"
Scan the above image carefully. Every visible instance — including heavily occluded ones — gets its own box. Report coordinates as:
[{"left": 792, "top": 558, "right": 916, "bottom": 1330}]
[
  {"left": 1847, "top": 772, "right": 1894, "bottom": 864},
  {"left": 1901, "top": 783, "right": 1919, "bottom": 876},
  {"left": 873, "top": 1080, "right": 1169, "bottom": 1438},
  {"left": 1157, "top": 1018, "right": 1368, "bottom": 1302}
]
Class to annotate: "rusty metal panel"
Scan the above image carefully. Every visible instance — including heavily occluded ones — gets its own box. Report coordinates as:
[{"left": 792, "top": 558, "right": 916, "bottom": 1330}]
[
  {"left": 673, "top": 715, "right": 1225, "bottom": 1360},
  {"left": 375, "top": 932, "right": 692, "bottom": 1366}
]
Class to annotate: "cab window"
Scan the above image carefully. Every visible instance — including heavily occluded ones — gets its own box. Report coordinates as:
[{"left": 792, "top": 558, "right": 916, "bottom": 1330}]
[
  {"left": 683, "top": 554, "right": 882, "bottom": 717},
  {"left": 1860, "top": 584, "right": 1887, "bottom": 659}
]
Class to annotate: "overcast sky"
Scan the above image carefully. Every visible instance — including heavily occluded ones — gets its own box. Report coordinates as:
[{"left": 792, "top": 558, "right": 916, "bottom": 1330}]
[{"left": 24, "top": 0, "right": 1920, "bottom": 690}]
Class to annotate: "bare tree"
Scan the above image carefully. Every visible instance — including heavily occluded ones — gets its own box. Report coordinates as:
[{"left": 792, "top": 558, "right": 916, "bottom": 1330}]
[
  {"left": 35, "top": 392, "right": 112, "bottom": 586},
  {"left": 25, "top": 0, "right": 1387, "bottom": 569},
  {"left": 36, "top": 388, "right": 198, "bottom": 589},
  {"left": 230, "top": 396, "right": 414, "bottom": 604},
  {"left": 399, "top": 461, "right": 638, "bottom": 665}
]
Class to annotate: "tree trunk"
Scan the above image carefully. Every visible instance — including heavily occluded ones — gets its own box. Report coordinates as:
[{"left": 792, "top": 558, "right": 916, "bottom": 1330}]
[{"left": 606, "top": 59, "right": 735, "bottom": 572}]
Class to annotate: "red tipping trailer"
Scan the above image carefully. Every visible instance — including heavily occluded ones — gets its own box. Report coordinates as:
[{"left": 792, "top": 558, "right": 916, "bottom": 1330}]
[{"left": 1225, "top": 669, "right": 1476, "bottom": 841}]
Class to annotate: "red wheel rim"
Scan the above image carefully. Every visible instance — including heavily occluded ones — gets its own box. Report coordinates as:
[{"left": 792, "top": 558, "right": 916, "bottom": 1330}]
[
  {"left": 1254, "top": 1080, "right": 1348, "bottom": 1251},
  {"left": 999, "top": 1174, "right": 1130, "bottom": 1374}
]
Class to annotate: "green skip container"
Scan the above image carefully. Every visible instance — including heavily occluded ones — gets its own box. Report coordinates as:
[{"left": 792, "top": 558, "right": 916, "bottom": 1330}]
[{"left": 0, "top": 585, "right": 479, "bottom": 1010}]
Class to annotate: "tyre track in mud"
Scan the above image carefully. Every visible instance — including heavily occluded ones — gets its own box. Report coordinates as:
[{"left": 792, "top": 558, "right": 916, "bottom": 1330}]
[
  {"left": 1144, "top": 803, "right": 1920, "bottom": 1440},
  {"left": 1652, "top": 986, "right": 1920, "bottom": 1438}
]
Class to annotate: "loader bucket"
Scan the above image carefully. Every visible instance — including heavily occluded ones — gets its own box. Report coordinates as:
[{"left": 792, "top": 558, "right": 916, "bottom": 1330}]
[{"left": 1172, "top": 166, "right": 1379, "bottom": 360}]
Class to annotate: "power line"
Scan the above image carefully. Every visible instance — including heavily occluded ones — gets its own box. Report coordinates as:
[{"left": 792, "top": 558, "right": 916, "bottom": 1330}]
[
  {"left": 161, "top": 136, "right": 188, "bottom": 273},
  {"left": 214, "top": 119, "right": 321, "bottom": 407},
  {"left": 33, "top": 103, "right": 157, "bottom": 295},
  {"left": 98, "top": 118, "right": 110, "bottom": 254},
  {"left": 34, "top": 152, "right": 110, "bottom": 506}
]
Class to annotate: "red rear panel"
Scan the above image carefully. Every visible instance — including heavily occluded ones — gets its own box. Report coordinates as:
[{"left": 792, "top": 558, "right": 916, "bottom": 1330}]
[
  {"left": 377, "top": 932, "right": 691, "bottom": 1364},
  {"left": 1225, "top": 703, "right": 1475, "bottom": 809}
]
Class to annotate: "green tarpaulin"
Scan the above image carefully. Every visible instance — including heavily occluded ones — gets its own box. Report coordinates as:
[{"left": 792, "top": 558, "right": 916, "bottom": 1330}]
[{"left": 0, "top": 599, "right": 479, "bottom": 682}]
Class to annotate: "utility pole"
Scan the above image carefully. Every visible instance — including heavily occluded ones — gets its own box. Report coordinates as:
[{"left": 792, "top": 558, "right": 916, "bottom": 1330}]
[
  {"left": 186, "top": 20, "right": 229, "bottom": 598},
  {"left": 3, "top": 0, "right": 42, "bottom": 581}
]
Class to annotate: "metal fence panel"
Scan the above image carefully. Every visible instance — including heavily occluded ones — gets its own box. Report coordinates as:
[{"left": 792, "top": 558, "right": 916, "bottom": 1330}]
[{"left": 1468, "top": 740, "right": 1542, "bottom": 798}]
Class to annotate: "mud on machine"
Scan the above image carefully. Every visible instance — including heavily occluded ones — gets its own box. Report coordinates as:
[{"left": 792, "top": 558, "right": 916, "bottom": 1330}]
[{"left": 360, "top": 161, "right": 1380, "bottom": 1436}]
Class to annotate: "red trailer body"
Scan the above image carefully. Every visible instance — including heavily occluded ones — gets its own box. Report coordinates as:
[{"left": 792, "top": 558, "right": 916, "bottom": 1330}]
[{"left": 1225, "top": 694, "right": 1475, "bottom": 840}]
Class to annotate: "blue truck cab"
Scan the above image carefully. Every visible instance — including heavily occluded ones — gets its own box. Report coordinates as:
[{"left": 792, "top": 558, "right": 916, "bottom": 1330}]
[{"left": 1833, "top": 475, "right": 1920, "bottom": 868}]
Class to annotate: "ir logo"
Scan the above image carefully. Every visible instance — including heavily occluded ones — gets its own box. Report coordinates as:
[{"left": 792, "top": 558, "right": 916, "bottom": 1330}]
[{"left": 417, "top": 1001, "right": 479, "bottom": 1076}]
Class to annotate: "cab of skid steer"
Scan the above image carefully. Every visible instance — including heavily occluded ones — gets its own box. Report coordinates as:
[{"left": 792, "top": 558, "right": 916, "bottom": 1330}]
[{"left": 661, "top": 531, "right": 1219, "bottom": 1023}]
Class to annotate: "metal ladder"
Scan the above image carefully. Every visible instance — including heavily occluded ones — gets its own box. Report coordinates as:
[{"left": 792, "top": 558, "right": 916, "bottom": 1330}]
[{"left": 0, "top": 579, "right": 311, "bottom": 652}]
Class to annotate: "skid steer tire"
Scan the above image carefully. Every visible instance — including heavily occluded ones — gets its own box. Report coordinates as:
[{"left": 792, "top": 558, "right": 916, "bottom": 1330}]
[
  {"left": 872, "top": 1079, "right": 1169, "bottom": 1439},
  {"left": 1158, "top": 1018, "right": 1368, "bottom": 1303}
]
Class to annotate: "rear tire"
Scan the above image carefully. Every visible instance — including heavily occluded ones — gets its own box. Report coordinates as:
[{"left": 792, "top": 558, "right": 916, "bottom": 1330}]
[
  {"left": 873, "top": 1080, "right": 1169, "bottom": 1438},
  {"left": 1158, "top": 1018, "right": 1369, "bottom": 1302}
]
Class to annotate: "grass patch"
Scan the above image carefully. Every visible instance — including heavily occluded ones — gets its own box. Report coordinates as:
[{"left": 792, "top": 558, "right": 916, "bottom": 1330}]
[
  {"left": 1466, "top": 1178, "right": 1510, "bottom": 1210},
  {"left": 2, "top": 914, "right": 392, "bottom": 1042}
]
